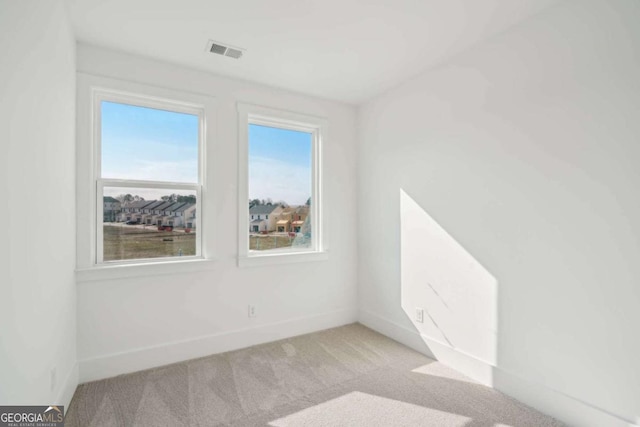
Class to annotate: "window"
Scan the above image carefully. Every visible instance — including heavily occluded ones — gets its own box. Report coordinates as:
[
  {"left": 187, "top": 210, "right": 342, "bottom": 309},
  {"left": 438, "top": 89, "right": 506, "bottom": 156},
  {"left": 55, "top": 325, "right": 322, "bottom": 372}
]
[
  {"left": 92, "top": 88, "right": 205, "bottom": 265},
  {"left": 238, "top": 103, "right": 326, "bottom": 266},
  {"left": 76, "top": 75, "right": 216, "bottom": 280}
]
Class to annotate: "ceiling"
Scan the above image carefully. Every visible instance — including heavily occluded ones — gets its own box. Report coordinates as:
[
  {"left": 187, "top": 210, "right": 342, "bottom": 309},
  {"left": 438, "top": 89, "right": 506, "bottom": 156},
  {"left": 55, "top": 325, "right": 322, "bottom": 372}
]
[{"left": 65, "top": 0, "right": 559, "bottom": 105}]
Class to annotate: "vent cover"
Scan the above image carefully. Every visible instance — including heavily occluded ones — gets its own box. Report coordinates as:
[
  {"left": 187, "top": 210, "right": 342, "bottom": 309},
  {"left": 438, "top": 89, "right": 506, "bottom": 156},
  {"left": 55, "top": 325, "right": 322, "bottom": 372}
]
[
  {"left": 225, "top": 48, "right": 243, "bottom": 59},
  {"left": 206, "top": 40, "right": 245, "bottom": 59}
]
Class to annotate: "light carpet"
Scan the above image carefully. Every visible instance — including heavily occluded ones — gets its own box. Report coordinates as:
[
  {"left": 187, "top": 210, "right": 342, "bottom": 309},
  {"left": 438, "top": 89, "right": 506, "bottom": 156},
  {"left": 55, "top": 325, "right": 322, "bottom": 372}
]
[{"left": 65, "top": 323, "right": 563, "bottom": 426}]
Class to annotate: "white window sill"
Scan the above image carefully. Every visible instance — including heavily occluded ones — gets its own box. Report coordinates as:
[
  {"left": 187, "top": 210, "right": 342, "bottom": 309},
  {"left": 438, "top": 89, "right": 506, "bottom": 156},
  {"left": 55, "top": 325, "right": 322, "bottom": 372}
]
[
  {"left": 76, "top": 257, "right": 216, "bottom": 283},
  {"left": 238, "top": 251, "right": 328, "bottom": 268}
]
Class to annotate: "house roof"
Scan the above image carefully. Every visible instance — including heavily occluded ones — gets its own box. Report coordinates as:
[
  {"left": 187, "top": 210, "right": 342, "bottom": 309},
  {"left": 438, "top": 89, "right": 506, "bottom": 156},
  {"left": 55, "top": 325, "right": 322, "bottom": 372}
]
[
  {"left": 276, "top": 220, "right": 290, "bottom": 225},
  {"left": 250, "top": 219, "right": 265, "bottom": 224},
  {"left": 154, "top": 201, "right": 174, "bottom": 211},
  {"left": 164, "top": 202, "right": 186, "bottom": 212},
  {"left": 103, "top": 196, "right": 119, "bottom": 203},
  {"left": 128, "top": 200, "right": 153, "bottom": 208},
  {"left": 249, "top": 205, "right": 278, "bottom": 215},
  {"left": 173, "top": 203, "right": 195, "bottom": 212},
  {"left": 295, "top": 206, "right": 309, "bottom": 215},
  {"left": 144, "top": 200, "right": 165, "bottom": 210}
]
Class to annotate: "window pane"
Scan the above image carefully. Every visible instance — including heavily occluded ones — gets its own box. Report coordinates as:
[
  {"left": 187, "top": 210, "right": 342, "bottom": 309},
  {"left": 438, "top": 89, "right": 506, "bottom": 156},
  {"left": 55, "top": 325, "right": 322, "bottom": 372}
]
[
  {"left": 101, "top": 101, "right": 199, "bottom": 183},
  {"left": 102, "top": 187, "right": 197, "bottom": 262},
  {"left": 248, "top": 124, "right": 312, "bottom": 252}
]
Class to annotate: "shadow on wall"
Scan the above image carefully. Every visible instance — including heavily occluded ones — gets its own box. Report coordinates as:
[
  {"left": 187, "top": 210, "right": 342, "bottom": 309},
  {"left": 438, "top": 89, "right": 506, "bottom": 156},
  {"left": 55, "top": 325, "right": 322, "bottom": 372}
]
[{"left": 400, "top": 189, "right": 498, "bottom": 385}]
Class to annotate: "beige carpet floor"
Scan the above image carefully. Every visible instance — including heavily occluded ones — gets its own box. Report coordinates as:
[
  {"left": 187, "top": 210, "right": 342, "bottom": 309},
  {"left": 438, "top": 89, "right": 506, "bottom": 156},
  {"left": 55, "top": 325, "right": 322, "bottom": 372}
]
[{"left": 65, "top": 324, "right": 563, "bottom": 427}]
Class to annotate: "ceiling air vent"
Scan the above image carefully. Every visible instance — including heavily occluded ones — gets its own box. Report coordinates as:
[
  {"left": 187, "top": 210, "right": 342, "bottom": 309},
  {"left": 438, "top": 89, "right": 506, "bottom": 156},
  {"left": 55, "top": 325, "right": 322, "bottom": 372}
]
[
  {"left": 206, "top": 40, "right": 245, "bottom": 59},
  {"left": 224, "top": 48, "right": 244, "bottom": 59}
]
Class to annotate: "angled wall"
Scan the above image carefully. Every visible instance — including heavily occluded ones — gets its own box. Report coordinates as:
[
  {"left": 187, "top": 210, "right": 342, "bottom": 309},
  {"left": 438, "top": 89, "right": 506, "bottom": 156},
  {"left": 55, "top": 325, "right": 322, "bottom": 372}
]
[{"left": 357, "top": 0, "right": 640, "bottom": 425}]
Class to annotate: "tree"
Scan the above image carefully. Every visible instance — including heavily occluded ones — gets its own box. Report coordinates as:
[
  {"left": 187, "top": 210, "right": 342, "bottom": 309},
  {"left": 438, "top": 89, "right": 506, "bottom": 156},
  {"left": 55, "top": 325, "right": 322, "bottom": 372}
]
[
  {"left": 305, "top": 197, "right": 311, "bottom": 206},
  {"left": 177, "top": 194, "right": 196, "bottom": 204},
  {"left": 117, "top": 194, "right": 134, "bottom": 205},
  {"left": 159, "top": 194, "right": 196, "bottom": 204}
]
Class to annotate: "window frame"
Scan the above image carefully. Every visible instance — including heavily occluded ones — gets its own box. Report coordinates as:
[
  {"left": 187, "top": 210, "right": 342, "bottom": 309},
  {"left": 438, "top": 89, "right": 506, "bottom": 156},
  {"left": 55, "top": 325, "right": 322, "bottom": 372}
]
[
  {"left": 76, "top": 73, "right": 216, "bottom": 280},
  {"left": 94, "top": 90, "right": 204, "bottom": 265},
  {"left": 237, "top": 103, "right": 328, "bottom": 267}
]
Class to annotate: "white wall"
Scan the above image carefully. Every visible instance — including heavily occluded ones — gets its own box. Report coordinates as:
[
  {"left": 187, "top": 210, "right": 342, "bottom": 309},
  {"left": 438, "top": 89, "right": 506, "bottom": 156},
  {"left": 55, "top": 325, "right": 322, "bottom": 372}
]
[
  {"left": 75, "top": 45, "right": 358, "bottom": 381},
  {"left": 357, "top": 0, "right": 640, "bottom": 426},
  {"left": 0, "top": 0, "right": 78, "bottom": 408}
]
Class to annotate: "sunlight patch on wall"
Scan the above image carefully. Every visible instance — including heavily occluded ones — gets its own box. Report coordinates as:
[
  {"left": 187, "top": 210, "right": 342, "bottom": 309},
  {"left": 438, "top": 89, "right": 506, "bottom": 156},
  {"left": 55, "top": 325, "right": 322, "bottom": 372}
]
[{"left": 400, "top": 189, "right": 498, "bottom": 367}]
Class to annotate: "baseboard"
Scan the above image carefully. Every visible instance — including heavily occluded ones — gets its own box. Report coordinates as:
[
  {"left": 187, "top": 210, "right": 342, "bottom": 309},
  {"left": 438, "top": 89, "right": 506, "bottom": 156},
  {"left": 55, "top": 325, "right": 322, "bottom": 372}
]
[
  {"left": 56, "top": 362, "right": 78, "bottom": 410},
  {"left": 492, "top": 367, "right": 637, "bottom": 427},
  {"left": 79, "top": 308, "right": 357, "bottom": 383},
  {"left": 358, "top": 309, "right": 494, "bottom": 385},
  {"left": 358, "top": 309, "right": 636, "bottom": 427}
]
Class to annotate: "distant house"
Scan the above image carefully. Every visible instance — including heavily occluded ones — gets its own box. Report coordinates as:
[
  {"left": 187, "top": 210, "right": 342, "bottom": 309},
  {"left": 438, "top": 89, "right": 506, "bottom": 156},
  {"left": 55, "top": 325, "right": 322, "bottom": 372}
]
[
  {"left": 114, "top": 198, "right": 197, "bottom": 228},
  {"left": 150, "top": 201, "right": 174, "bottom": 223},
  {"left": 274, "top": 207, "right": 294, "bottom": 232},
  {"left": 119, "top": 200, "right": 154, "bottom": 223},
  {"left": 184, "top": 206, "right": 196, "bottom": 229},
  {"left": 165, "top": 202, "right": 196, "bottom": 227},
  {"left": 140, "top": 200, "right": 166, "bottom": 224},
  {"left": 155, "top": 202, "right": 183, "bottom": 227},
  {"left": 250, "top": 218, "right": 267, "bottom": 233},
  {"left": 140, "top": 201, "right": 171, "bottom": 225},
  {"left": 275, "top": 218, "right": 290, "bottom": 232},
  {"left": 249, "top": 204, "right": 283, "bottom": 232},
  {"left": 116, "top": 199, "right": 196, "bottom": 227},
  {"left": 274, "top": 205, "right": 309, "bottom": 233},
  {"left": 292, "top": 205, "right": 309, "bottom": 233},
  {"left": 103, "top": 196, "right": 121, "bottom": 222}
]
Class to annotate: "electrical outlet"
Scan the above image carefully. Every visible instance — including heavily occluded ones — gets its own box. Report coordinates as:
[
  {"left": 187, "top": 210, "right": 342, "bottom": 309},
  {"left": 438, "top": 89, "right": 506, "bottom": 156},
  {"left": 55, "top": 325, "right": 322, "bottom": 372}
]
[
  {"left": 415, "top": 308, "right": 424, "bottom": 323},
  {"left": 50, "top": 368, "right": 57, "bottom": 392},
  {"left": 248, "top": 305, "right": 256, "bottom": 318}
]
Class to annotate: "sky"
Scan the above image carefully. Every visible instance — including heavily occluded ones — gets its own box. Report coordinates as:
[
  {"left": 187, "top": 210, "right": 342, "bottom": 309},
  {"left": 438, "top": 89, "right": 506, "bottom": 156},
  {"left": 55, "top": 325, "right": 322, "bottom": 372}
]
[
  {"left": 249, "top": 124, "right": 311, "bottom": 206},
  {"left": 101, "top": 100, "right": 199, "bottom": 186},
  {"left": 101, "top": 101, "right": 311, "bottom": 205}
]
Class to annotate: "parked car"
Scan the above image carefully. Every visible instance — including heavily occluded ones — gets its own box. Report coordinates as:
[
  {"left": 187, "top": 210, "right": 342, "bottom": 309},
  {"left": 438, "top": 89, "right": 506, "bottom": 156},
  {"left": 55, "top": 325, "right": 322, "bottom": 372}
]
[{"left": 125, "top": 220, "right": 137, "bottom": 225}]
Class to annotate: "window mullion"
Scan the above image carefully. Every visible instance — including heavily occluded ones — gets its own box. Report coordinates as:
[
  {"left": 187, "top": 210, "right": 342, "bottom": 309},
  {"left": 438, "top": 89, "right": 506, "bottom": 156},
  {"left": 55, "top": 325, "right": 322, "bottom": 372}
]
[{"left": 98, "top": 178, "right": 199, "bottom": 191}]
